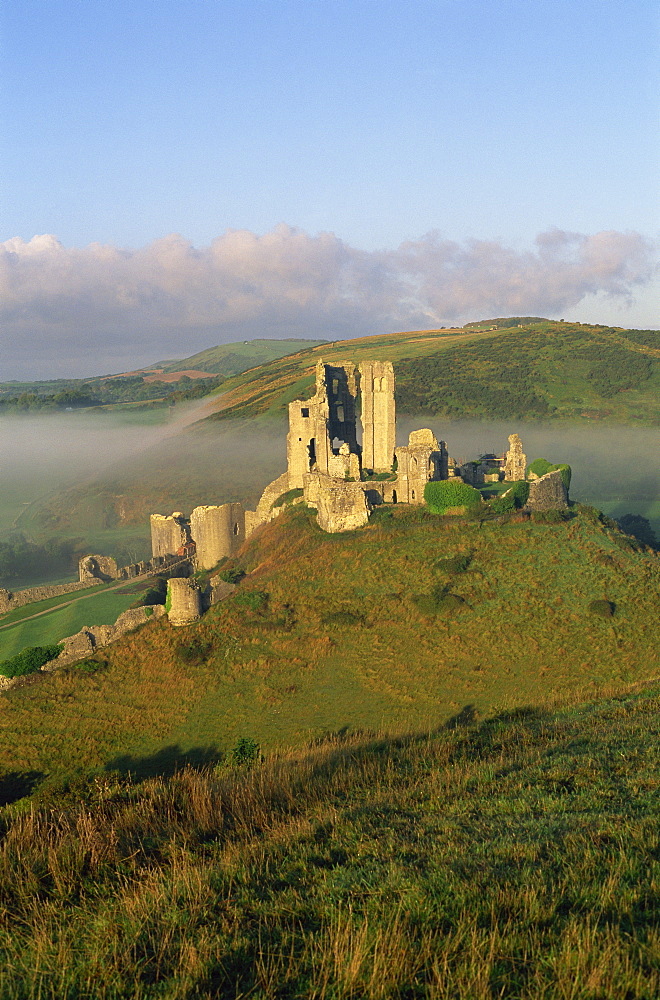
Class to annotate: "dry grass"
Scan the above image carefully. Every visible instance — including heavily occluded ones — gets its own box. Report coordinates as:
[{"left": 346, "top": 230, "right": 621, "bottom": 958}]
[{"left": 1, "top": 683, "right": 660, "bottom": 997}]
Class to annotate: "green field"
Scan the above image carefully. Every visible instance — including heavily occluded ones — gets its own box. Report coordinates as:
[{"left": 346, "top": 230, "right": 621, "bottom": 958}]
[{"left": 0, "top": 584, "right": 145, "bottom": 661}]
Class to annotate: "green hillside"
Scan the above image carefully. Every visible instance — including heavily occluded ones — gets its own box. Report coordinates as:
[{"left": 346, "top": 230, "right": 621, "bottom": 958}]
[
  {"left": 2, "top": 503, "right": 658, "bottom": 786},
  {"left": 208, "top": 321, "right": 660, "bottom": 425},
  {"left": 155, "top": 337, "right": 327, "bottom": 375},
  {"left": 1, "top": 684, "right": 659, "bottom": 997},
  {"left": 0, "top": 501, "right": 659, "bottom": 996}
]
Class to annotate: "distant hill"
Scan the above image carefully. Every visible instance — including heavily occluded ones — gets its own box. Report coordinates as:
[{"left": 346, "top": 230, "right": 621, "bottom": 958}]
[
  {"left": 152, "top": 337, "right": 327, "bottom": 377},
  {"left": 207, "top": 320, "right": 660, "bottom": 425},
  {"left": 0, "top": 337, "right": 327, "bottom": 409}
]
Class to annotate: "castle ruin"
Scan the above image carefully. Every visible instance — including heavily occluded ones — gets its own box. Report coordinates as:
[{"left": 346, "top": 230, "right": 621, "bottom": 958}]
[{"left": 145, "top": 358, "right": 569, "bottom": 565}]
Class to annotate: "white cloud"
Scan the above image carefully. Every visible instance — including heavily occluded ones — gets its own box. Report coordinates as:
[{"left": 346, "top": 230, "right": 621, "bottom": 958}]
[{"left": 1, "top": 224, "right": 656, "bottom": 378}]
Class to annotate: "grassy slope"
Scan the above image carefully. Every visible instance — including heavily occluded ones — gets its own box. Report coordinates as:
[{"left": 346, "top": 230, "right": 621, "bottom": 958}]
[
  {"left": 1, "top": 684, "right": 660, "bottom": 997},
  {"left": 155, "top": 337, "right": 327, "bottom": 375},
  {"left": 1, "top": 505, "right": 658, "bottom": 784},
  {"left": 205, "top": 321, "right": 660, "bottom": 425}
]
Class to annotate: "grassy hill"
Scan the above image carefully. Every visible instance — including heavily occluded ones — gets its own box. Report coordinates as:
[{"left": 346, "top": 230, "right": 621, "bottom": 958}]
[
  {"left": 154, "top": 337, "right": 327, "bottom": 376},
  {"left": 1, "top": 502, "right": 658, "bottom": 786},
  {"left": 1, "top": 502, "right": 659, "bottom": 996},
  {"left": 1, "top": 650, "right": 660, "bottom": 994},
  {"left": 207, "top": 321, "right": 660, "bottom": 425}
]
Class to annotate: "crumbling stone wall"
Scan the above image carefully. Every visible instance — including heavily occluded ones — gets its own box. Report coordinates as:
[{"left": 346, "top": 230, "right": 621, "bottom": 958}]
[
  {"left": 504, "top": 433, "right": 527, "bottom": 482},
  {"left": 167, "top": 577, "right": 203, "bottom": 626},
  {"left": 0, "top": 578, "right": 102, "bottom": 616},
  {"left": 42, "top": 605, "right": 167, "bottom": 669},
  {"left": 359, "top": 361, "right": 395, "bottom": 472},
  {"left": 314, "top": 474, "right": 371, "bottom": 533},
  {"left": 394, "top": 430, "right": 446, "bottom": 503},
  {"left": 79, "top": 554, "right": 119, "bottom": 582},
  {"left": 190, "top": 503, "right": 245, "bottom": 570},
  {"left": 525, "top": 470, "right": 568, "bottom": 510},
  {"left": 150, "top": 512, "right": 190, "bottom": 559},
  {"left": 287, "top": 361, "right": 360, "bottom": 488}
]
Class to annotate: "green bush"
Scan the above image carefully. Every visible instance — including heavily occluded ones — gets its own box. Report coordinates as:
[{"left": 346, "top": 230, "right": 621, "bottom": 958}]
[
  {"left": 589, "top": 599, "right": 615, "bottom": 619},
  {"left": 412, "top": 584, "right": 466, "bottom": 616},
  {"left": 0, "top": 644, "right": 63, "bottom": 678},
  {"left": 219, "top": 567, "right": 246, "bottom": 584},
  {"left": 435, "top": 553, "right": 472, "bottom": 573},
  {"left": 490, "top": 494, "right": 516, "bottom": 514},
  {"left": 424, "top": 480, "right": 482, "bottom": 515},
  {"left": 527, "top": 458, "right": 553, "bottom": 479},
  {"left": 230, "top": 737, "right": 261, "bottom": 767}
]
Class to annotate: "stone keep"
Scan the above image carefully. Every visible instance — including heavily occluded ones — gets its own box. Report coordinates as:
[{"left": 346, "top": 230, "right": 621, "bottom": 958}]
[
  {"left": 287, "top": 361, "right": 359, "bottom": 489},
  {"left": 150, "top": 512, "right": 190, "bottom": 558},
  {"left": 503, "top": 434, "right": 527, "bottom": 482},
  {"left": 190, "top": 503, "right": 245, "bottom": 570},
  {"left": 167, "top": 577, "right": 202, "bottom": 626},
  {"left": 359, "top": 361, "right": 395, "bottom": 472}
]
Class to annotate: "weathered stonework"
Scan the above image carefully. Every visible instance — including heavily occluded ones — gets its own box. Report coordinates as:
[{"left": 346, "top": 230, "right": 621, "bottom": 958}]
[
  {"left": 395, "top": 429, "right": 446, "bottom": 503},
  {"left": 525, "top": 470, "right": 569, "bottom": 510},
  {"left": 313, "top": 474, "right": 371, "bottom": 533},
  {"left": 0, "top": 578, "right": 103, "bottom": 616},
  {"left": 503, "top": 433, "right": 527, "bottom": 482},
  {"left": 42, "top": 605, "right": 167, "bottom": 669},
  {"left": 167, "top": 577, "right": 203, "bottom": 626},
  {"left": 190, "top": 503, "right": 245, "bottom": 570},
  {"left": 79, "top": 554, "right": 119, "bottom": 582},
  {"left": 150, "top": 512, "right": 190, "bottom": 559},
  {"left": 359, "top": 361, "right": 395, "bottom": 472}
]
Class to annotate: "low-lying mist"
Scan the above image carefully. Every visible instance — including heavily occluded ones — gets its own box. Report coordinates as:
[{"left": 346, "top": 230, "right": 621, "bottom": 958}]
[{"left": 0, "top": 406, "right": 658, "bottom": 589}]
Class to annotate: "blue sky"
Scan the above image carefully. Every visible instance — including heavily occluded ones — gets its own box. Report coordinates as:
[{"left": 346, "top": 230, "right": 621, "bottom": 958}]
[{"left": 1, "top": 0, "right": 658, "bottom": 378}]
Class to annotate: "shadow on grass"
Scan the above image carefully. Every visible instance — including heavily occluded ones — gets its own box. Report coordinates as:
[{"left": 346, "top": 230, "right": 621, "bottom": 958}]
[
  {"left": 106, "top": 744, "right": 223, "bottom": 780},
  {"left": 0, "top": 770, "right": 45, "bottom": 806}
]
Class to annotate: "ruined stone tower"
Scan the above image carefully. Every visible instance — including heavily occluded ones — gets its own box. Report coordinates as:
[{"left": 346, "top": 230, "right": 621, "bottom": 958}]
[
  {"left": 359, "top": 361, "right": 395, "bottom": 472},
  {"left": 503, "top": 433, "right": 527, "bottom": 482},
  {"left": 286, "top": 361, "right": 360, "bottom": 488},
  {"left": 190, "top": 503, "right": 245, "bottom": 570},
  {"left": 150, "top": 513, "right": 190, "bottom": 558}
]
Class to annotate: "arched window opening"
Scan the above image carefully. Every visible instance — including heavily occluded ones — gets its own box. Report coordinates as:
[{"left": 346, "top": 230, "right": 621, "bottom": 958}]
[{"left": 233, "top": 523, "right": 239, "bottom": 536}]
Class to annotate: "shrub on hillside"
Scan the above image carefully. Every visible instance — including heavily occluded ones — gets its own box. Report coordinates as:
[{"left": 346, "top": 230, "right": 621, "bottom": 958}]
[
  {"left": 589, "top": 599, "right": 615, "bottom": 619},
  {"left": 0, "top": 644, "right": 63, "bottom": 678},
  {"left": 176, "top": 639, "right": 213, "bottom": 666},
  {"left": 219, "top": 567, "right": 246, "bottom": 584},
  {"left": 435, "top": 553, "right": 472, "bottom": 574},
  {"left": 424, "top": 480, "right": 482, "bottom": 515}
]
